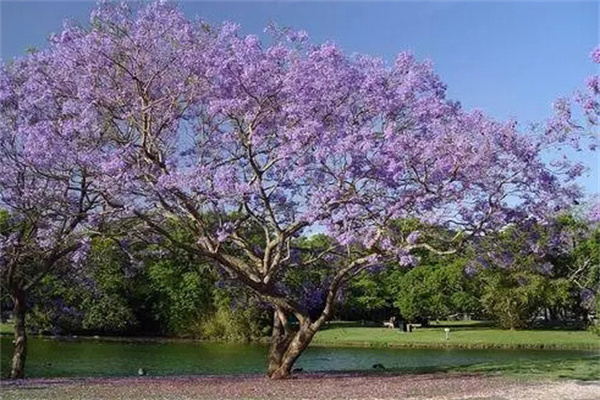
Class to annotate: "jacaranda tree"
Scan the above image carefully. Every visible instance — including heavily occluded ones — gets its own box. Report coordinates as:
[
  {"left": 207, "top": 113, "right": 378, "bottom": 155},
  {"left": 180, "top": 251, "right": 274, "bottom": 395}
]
[
  {"left": 0, "top": 52, "right": 103, "bottom": 377},
  {"left": 1, "top": 2, "right": 595, "bottom": 379}
]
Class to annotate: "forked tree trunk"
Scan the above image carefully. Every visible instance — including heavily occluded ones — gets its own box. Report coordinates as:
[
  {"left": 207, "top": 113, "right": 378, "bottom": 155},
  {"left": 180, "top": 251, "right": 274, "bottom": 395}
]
[
  {"left": 10, "top": 286, "right": 27, "bottom": 379},
  {"left": 267, "top": 310, "right": 293, "bottom": 376},
  {"left": 268, "top": 326, "right": 316, "bottom": 379},
  {"left": 264, "top": 256, "right": 369, "bottom": 378},
  {"left": 267, "top": 310, "right": 318, "bottom": 379}
]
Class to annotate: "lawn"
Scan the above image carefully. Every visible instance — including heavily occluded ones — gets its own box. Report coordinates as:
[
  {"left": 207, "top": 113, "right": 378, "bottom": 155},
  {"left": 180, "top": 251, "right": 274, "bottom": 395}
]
[
  {"left": 313, "top": 321, "right": 600, "bottom": 350},
  {"left": 0, "top": 322, "right": 13, "bottom": 335}
]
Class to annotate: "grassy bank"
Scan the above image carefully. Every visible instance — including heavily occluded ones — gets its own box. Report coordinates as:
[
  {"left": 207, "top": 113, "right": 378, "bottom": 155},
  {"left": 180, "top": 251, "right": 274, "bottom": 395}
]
[
  {"left": 3, "top": 320, "right": 599, "bottom": 350},
  {"left": 312, "top": 321, "right": 600, "bottom": 350}
]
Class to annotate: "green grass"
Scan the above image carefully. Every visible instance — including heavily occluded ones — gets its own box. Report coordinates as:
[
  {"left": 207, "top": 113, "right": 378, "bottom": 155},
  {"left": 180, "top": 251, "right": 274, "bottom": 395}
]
[
  {"left": 0, "top": 322, "right": 13, "bottom": 335},
  {"left": 313, "top": 321, "right": 600, "bottom": 350}
]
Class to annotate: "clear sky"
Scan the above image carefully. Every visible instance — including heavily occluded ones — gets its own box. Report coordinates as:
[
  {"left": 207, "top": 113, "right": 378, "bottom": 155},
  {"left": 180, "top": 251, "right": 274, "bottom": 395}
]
[{"left": 1, "top": 0, "right": 599, "bottom": 195}]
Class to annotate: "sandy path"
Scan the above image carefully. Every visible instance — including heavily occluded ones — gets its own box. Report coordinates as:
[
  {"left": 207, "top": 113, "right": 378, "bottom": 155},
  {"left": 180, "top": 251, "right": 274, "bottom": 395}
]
[{"left": 1, "top": 373, "right": 599, "bottom": 400}]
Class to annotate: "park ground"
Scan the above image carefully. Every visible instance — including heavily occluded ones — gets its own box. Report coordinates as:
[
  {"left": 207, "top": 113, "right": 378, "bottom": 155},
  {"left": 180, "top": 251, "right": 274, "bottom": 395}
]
[{"left": 2, "top": 373, "right": 600, "bottom": 400}]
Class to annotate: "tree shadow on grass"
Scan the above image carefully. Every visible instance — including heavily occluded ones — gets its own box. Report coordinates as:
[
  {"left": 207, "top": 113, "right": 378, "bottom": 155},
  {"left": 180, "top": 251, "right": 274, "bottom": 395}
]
[
  {"left": 311, "top": 355, "right": 600, "bottom": 382},
  {"left": 428, "top": 321, "right": 496, "bottom": 329},
  {"left": 529, "top": 321, "right": 589, "bottom": 331},
  {"left": 321, "top": 321, "right": 383, "bottom": 330}
]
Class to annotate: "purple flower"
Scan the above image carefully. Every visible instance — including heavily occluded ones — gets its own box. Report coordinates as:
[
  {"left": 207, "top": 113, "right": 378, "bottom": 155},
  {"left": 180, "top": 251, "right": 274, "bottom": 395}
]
[
  {"left": 406, "top": 230, "right": 420, "bottom": 245},
  {"left": 399, "top": 254, "right": 418, "bottom": 267},
  {"left": 214, "top": 222, "right": 235, "bottom": 243},
  {"left": 590, "top": 46, "right": 600, "bottom": 64},
  {"left": 1, "top": 3, "right": 596, "bottom": 376},
  {"left": 366, "top": 264, "right": 385, "bottom": 273},
  {"left": 537, "top": 262, "right": 553, "bottom": 276},
  {"left": 464, "top": 261, "right": 478, "bottom": 277},
  {"left": 588, "top": 200, "right": 600, "bottom": 224},
  {"left": 71, "top": 237, "right": 92, "bottom": 267},
  {"left": 580, "top": 288, "right": 596, "bottom": 310},
  {"left": 517, "top": 276, "right": 529, "bottom": 286}
]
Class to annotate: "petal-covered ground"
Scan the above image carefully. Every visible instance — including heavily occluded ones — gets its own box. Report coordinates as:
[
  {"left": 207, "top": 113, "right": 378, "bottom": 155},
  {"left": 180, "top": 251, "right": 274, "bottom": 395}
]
[{"left": 1, "top": 373, "right": 599, "bottom": 400}]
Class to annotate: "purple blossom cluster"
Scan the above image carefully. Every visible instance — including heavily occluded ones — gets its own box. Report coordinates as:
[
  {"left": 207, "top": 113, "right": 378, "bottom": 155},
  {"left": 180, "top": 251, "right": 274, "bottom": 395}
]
[
  {"left": 588, "top": 199, "right": 600, "bottom": 224},
  {"left": 546, "top": 46, "right": 600, "bottom": 150},
  {"left": 11, "top": 4, "right": 586, "bottom": 240}
]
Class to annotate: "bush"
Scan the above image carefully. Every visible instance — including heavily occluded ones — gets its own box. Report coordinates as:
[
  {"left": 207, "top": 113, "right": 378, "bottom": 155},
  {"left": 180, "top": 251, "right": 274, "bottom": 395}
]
[{"left": 197, "top": 289, "right": 271, "bottom": 341}]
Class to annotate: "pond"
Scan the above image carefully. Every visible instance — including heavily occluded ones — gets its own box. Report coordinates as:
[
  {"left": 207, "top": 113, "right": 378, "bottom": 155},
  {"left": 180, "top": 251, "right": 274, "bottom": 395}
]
[{"left": 1, "top": 335, "right": 596, "bottom": 378}]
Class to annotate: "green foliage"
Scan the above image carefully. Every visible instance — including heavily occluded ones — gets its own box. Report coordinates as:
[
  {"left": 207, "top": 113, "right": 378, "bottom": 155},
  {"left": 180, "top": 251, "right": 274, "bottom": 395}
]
[
  {"left": 348, "top": 270, "right": 392, "bottom": 313},
  {"left": 25, "top": 274, "right": 84, "bottom": 335},
  {"left": 82, "top": 296, "right": 138, "bottom": 333},
  {"left": 80, "top": 238, "right": 146, "bottom": 334},
  {"left": 17, "top": 213, "right": 599, "bottom": 338},
  {"left": 143, "top": 221, "right": 271, "bottom": 339},
  {"left": 25, "top": 237, "right": 146, "bottom": 335},
  {"left": 480, "top": 271, "right": 571, "bottom": 329},
  {"left": 23, "top": 225, "right": 272, "bottom": 339},
  {"left": 198, "top": 300, "right": 270, "bottom": 342},
  {"left": 146, "top": 255, "right": 217, "bottom": 335},
  {"left": 472, "top": 220, "right": 587, "bottom": 329},
  {"left": 0, "top": 209, "right": 9, "bottom": 234},
  {"left": 391, "top": 259, "right": 481, "bottom": 322},
  {"left": 568, "top": 226, "right": 600, "bottom": 317},
  {"left": 205, "top": 285, "right": 272, "bottom": 340}
]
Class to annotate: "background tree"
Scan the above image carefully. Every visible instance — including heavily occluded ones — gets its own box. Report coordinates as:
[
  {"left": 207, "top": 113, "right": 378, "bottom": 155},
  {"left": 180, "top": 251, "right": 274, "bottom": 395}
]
[
  {"left": 543, "top": 213, "right": 600, "bottom": 324},
  {"left": 392, "top": 259, "right": 481, "bottom": 323},
  {"left": 18, "top": 221, "right": 272, "bottom": 340},
  {"left": 466, "top": 219, "right": 584, "bottom": 329},
  {"left": 341, "top": 268, "right": 395, "bottom": 323},
  {"left": 2, "top": 2, "right": 594, "bottom": 378}
]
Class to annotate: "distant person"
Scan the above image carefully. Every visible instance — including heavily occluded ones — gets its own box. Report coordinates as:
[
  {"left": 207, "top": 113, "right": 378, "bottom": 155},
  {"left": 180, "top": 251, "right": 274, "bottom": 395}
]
[{"left": 389, "top": 316, "right": 396, "bottom": 329}]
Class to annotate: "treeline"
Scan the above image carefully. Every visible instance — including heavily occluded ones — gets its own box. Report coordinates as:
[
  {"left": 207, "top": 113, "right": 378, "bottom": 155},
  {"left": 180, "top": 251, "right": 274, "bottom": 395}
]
[
  {"left": 2, "top": 214, "right": 597, "bottom": 337},
  {"left": 7, "top": 236, "right": 271, "bottom": 341},
  {"left": 345, "top": 214, "right": 599, "bottom": 330}
]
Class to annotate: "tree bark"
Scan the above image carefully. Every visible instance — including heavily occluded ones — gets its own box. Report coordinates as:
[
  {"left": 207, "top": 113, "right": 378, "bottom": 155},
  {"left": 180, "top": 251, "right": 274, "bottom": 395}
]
[
  {"left": 268, "top": 325, "right": 316, "bottom": 379},
  {"left": 267, "top": 310, "right": 293, "bottom": 377},
  {"left": 10, "top": 286, "right": 27, "bottom": 379},
  {"left": 265, "top": 257, "right": 374, "bottom": 379},
  {"left": 267, "top": 310, "right": 318, "bottom": 379}
]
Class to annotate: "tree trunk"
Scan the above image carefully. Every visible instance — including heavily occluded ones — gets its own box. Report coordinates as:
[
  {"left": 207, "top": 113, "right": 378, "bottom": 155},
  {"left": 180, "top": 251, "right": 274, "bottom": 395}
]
[
  {"left": 268, "top": 324, "right": 316, "bottom": 379},
  {"left": 267, "top": 310, "right": 293, "bottom": 377},
  {"left": 10, "top": 286, "right": 27, "bottom": 379},
  {"left": 267, "top": 310, "right": 317, "bottom": 379},
  {"left": 264, "top": 255, "right": 373, "bottom": 378}
]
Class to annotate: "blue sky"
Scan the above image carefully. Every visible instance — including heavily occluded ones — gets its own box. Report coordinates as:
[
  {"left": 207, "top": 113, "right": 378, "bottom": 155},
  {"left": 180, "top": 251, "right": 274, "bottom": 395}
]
[{"left": 1, "top": 0, "right": 598, "bottom": 195}]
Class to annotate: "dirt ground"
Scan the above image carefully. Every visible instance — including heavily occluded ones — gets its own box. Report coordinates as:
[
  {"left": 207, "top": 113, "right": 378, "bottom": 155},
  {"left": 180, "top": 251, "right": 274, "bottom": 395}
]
[{"left": 1, "top": 373, "right": 599, "bottom": 400}]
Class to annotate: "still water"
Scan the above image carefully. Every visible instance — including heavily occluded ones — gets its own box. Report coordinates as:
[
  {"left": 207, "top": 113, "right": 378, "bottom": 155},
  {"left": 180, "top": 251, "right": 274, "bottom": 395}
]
[{"left": 0, "top": 335, "right": 596, "bottom": 378}]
